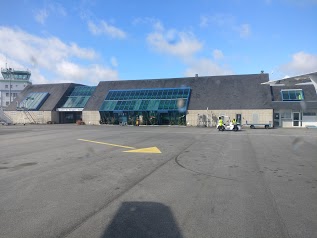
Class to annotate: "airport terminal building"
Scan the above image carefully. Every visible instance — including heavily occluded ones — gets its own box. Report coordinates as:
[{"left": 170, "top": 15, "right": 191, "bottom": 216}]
[{"left": 2, "top": 73, "right": 317, "bottom": 128}]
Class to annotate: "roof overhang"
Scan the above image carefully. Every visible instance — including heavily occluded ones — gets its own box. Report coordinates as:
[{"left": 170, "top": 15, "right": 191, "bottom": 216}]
[{"left": 261, "top": 72, "right": 317, "bottom": 93}]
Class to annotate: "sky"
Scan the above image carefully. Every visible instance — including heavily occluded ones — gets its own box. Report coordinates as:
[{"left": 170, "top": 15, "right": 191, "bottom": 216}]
[{"left": 0, "top": 0, "right": 316, "bottom": 85}]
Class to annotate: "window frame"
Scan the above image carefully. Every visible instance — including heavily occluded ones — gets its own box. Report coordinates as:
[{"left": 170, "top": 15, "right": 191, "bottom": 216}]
[{"left": 280, "top": 89, "right": 304, "bottom": 101}]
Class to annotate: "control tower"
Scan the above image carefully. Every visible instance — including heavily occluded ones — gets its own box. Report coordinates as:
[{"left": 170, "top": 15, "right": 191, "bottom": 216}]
[{"left": 0, "top": 67, "right": 32, "bottom": 107}]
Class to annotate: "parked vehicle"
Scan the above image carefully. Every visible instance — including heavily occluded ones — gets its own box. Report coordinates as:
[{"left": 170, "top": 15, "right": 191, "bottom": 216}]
[
  {"left": 217, "top": 123, "right": 241, "bottom": 131},
  {"left": 246, "top": 121, "right": 273, "bottom": 129}
]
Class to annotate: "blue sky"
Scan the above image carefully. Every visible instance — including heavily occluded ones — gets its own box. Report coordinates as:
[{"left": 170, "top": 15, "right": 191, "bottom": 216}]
[{"left": 0, "top": 0, "right": 316, "bottom": 85}]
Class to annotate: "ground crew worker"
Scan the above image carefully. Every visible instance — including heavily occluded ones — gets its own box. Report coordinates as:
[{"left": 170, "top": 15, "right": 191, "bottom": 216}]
[
  {"left": 218, "top": 117, "right": 223, "bottom": 130},
  {"left": 232, "top": 118, "right": 237, "bottom": 130},
  {"left": 298, "top": 93, "right": 303, "bottom": 100}
]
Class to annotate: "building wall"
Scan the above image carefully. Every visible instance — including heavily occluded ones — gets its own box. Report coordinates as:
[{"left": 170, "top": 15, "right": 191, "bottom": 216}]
[
  {"left": 186, "top": 109, "right": 273, "bottom": 127},
  {"left": 4, "top": 111, "right": 54, "bottom": 124},
  {"left": 275, "top": 109, "right": 317, "bottom": 128},
  {"left": 82, "top": 111, "right": 101, "bottom": 125},
  {"left": 51, "top": 111, "right": 60, "bottom": 123},
  {"left": 0, "top": 80, "right": 31, "bottom": 107},
  {"left": 302, "top": 116, "right": 317, "bottom": 127}
]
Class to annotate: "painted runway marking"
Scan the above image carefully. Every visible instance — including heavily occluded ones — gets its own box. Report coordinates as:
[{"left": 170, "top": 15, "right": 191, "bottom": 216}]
[{"left": 77, "top": 139, "right": 162, "bottom": 154}]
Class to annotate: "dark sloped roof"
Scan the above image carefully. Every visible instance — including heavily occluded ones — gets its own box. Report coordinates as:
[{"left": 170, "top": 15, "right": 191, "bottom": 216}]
[
  {"left": 5, "top": 83, "right": 82, "bottom": 111},
  {"left": 270, "top": 84, "right": 317, "bottom": 110},
  {"left": 271, "top": 84, "right": 317, "bottom": 101},
  {"left": 84, "top": 74, "right": 272, "bottom": 111}
]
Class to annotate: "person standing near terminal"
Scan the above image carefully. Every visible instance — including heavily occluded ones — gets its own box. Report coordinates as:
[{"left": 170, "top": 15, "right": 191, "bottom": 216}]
[
  {"left": 232, "top": 118, "right": 237, "bottom": 131},
  {"left": 218, "top": 117, "right": 224, "bottom": 131}
]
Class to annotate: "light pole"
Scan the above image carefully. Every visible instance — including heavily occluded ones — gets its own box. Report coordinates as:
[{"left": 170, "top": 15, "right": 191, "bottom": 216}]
[{"left": 7, "top": 68, "right": 13, "bottom": 104}]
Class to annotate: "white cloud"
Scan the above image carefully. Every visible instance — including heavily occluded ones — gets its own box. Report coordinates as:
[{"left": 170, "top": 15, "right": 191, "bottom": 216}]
[
  {"left": 35, "top": 9, "right": 49, "bottom": 25},
  {"left": 48, "top": 2, "right": 67, "bottom": 17},
  {"left": 132, "top": 17, "right": 164, "bottom": 30},
  {"left": 0, "top": 27, "right": 119, "bottom": 84},
  {"left": 200, "top": 14, "right": 251, "bottom": 39},
  {"left": 147, "top": 24, "right": 202, "bottom": 58},
  {"left": 280, "top": 51, "right": 317, "bottom": 75},
  {"left": 88, "top": 20, "right": 126, "bottom": 39},
  {"left": 146, "top": 22, "right": 232, "bottom": 77},
  {"left": 199, "top": 16, "right": 209, "bottom": 28},
  {"left": 213, "top": 49, "right": 224, "bottom": 60},
  {"left": 55, "top": 61, "right": 118, "bottom": 83},
  {"left": 110, "top": 57, "right": 118, "bottom": 67},
  {"left": 236, "top": 24, "right": 251, "bottom": 38},
  {"left": 69, "top": 43, "right": 96, "bottom": 60},
  {"left": 34, "top": 3, "right": 67, "bottom": 25},
  {"left": 184, "top": 58, "right": 233, "bottom": 77},
  {"left": 207, "top": 14, "right": 235, "bottom": 27}
]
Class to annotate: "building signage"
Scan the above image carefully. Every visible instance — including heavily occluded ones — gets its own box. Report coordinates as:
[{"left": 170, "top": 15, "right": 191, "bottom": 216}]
[{"left": 57, "top": 108, "right": 83, "bottom": 112}]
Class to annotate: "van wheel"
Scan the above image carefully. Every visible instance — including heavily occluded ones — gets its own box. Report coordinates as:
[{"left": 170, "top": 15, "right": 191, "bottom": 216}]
[
  {"left": 250, "top": 125, "right": 255, "bottom": 129},
  {"left": 265, "top": 125, "right": 269, "bottom": 129}
]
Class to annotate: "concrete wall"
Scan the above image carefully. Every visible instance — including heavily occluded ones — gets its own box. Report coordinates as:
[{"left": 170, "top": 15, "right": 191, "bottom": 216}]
[
  {"left": 4, "top": 111, "right": 55, "bottom": 124},
  {"left": 186, "top": 109, "right": 273, "bottom": 127},
  {"left": 82, "top": 111, "right": 101, "bottom": 125}
]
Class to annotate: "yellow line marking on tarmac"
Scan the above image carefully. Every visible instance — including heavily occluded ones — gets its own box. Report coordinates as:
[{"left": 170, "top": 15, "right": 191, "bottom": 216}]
[
  {"left": 123, "top": 147, "right": 162, "bottom": 154},
  {"left": 77, "top": 139, "right": 162, "bottom": 154},
  {"left": 77, "top": 139, "right": 135, "bottom": 149}
]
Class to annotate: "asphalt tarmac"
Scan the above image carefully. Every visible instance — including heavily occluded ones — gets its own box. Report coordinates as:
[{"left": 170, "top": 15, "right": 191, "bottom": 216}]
[{"left": 0, "top": 125, "right": 316, "bottom": 238}]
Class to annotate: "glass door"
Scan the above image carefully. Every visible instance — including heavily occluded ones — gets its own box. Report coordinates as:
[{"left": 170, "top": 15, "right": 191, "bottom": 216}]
[{"left": 293, "top": 112, "right": 301, "bottom": 127}]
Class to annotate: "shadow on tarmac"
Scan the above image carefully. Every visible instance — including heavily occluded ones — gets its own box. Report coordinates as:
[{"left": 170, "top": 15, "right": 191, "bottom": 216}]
[{"left": 101, "top": 202, "right": 184, "bottom": 238}]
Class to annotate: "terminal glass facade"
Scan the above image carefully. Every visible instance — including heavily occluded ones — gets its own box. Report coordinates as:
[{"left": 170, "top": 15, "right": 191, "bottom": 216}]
[
  {"left": 99, "top": 88, "right": 191, "bottom": 125},
  {"left": 61, "top": 86, "right": 96, "bottom": 108},
  {"left": 18, "top": 92, "right": 49, "bottom": 110},
  {"left": 59, "top": 86, "right": 96, "bottom": 123}
]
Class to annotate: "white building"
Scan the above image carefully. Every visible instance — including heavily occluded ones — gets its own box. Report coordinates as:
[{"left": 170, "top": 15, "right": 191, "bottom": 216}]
[{"left": 0, "top": 68, "right": 32, "bottom": 108}]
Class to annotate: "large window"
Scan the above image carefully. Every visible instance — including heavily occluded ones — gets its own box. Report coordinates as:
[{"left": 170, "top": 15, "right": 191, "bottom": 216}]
[
  {"left": 100, "top": 88, "right": 191, "bottom": 112},
  {"left": 280, "top": 111, "right": 292, "bottom": 119},
  {"left": 281, "top": 89, "right": 304, "bottom": 101},
  {"left": 303, "top": 112, "right": 316, "bottom": 116},
  {"left": 61, "top": 86, "right": 96, "bottom": 108},
  {"left": 99, "top": 88, "right": 191, "bottom": 126},
  {"left": 19, "top": 92, "right": 50, "bottom": 110}
]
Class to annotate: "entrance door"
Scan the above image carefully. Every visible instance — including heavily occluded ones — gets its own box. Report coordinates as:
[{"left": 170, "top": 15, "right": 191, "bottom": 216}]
[
  {"left": 236, "top": 114, "right": 242, "bottom": 124},
  {"left": 293, "top": 112, "right": 301, "bottom": 127},
  {"left": 274, "top": 112, "right": 280, "bottom": 127},
  {"left": 60, "top": 112, "right": 82, "bottom": 123}
]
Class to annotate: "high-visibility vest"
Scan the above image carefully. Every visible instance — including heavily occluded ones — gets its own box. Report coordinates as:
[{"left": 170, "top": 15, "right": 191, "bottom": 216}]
[
  {"left": 232, "top": 119, "right": 236, "bottom": 125},
  {"left": 219, "top": 119, "right": 223, "bottom": 126}
]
